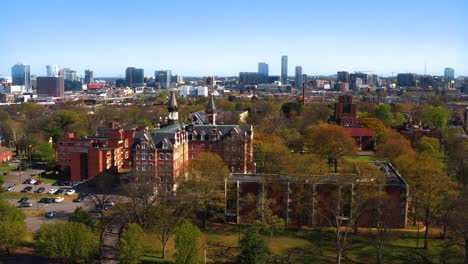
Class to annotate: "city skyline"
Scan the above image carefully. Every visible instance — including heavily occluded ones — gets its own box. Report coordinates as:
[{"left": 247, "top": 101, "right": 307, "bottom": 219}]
[{"left": 1, "top": 0, "right": 467, "bottom": 77}]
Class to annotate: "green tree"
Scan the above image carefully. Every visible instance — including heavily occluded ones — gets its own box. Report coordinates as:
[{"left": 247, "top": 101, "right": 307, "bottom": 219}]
[
  {"left": 238, "top": 227, "right": 270, "bottom": 264},
  {"left": 175, "top": 221, "right": 203, "bottom": 264},
  {"left": 35, "top": 222, "right": 99, "bottom": 262},
  {"left": 304, "top": 124, "right": 356, "bottom": 173},
  {"left": 376, "top": 129, "right": 415, "bottom": 162},
  {"left": 0, "top": 200, "right": 27, "bottom": 254},
  {"left": 33, "top": 141, "right": 56, "bottom": 163},
  {"left": 188, "top": 152, "right": 229, "bottom": 229},
  {"left": 69, "top": 207, "right": 98, "bottom": 231},
  {"left": 116, "top": 223, "right": 145, "bottom": 264},
  {"left": 374, "top": 104, "right": 393, "bottom": 125},
  {"left": 417, "top": 105, "right": 451, "bottom": 136},
  {"left": 254, "top": 133, "right": 289, "bottom": 173},
  {"left": 152, "top": 207, "right": 183, "bottom": 259}
]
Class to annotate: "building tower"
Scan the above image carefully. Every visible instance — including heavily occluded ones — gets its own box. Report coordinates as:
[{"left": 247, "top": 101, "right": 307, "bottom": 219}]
[
  {"left": 281, "top": 55, "right": 288, "bottom": 84},
  {"left": 206, "top": 94, "right": 217, "bottom": 125},
  {"left": 258, "top": 62, "right": 269, "bottom": 84},
  {"left": 168, "top": 91, "right": 179, "bottom": 125},
  {"left": 85, "top": 70, "right": 94, "bottom": 84},
  {"left": 46, "top": 65, "right": 59, "bottom": 77},
  {"left": 11, "top": 63, "right": 31, "bottom": 92},
  {"left": 444, "top": 67, "right": 455, "bottom": 81},
  {"left": 295, "top": 66, "right": 302, "bottom": 88}
]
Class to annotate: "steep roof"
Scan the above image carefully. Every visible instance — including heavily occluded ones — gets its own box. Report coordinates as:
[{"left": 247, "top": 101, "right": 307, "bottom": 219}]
[
  {"left": 168, "top": 91, "right": 178, "bottom": 111},
  {"left": 206, "top": 94, "right": 217, "bottom": 113},
  {"left": 344, "top": 127, "right": 376, "bottom": 137}
]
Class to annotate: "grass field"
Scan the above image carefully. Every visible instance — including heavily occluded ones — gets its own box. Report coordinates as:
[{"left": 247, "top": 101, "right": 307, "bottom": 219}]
[{"left": 140, "top": 225, "right": 464, "bottom": 264}]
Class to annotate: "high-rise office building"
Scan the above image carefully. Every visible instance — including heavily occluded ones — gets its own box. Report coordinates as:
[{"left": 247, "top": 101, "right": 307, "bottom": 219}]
[
  {"left": 206, "top": 76, "right": 216, "bottom": 86},
  {"left": 258, "top": 62, "right": 269, "bottom": 84},
  {"left": 397, "top": 73, "right": 417, "bottom": 87},
  {"left": 295, "top": 66, "right": 303, "bottom": 88},
  {"left": 367, "top": 74, "right": 378, "bottom": 87},
  {"left": 444, "top": 67, "right": 455, "bottom": 81},
  {"left": 11, "top": 63, "right": 31, "bottom": 92},
  {"left": 337, "top": 71, "right": 349, "bottom": 83},
  {"left": 155, "top": 70, "right": 172, "bottom": 89},
  {"left": 239, "top": 72, "right": 258, "bottom": 85},
  {"left": 85, "top": 70, "right": 94, "bottom": 84},
  {"left": 126, "top": 67, "right": 144, "bottom": 87},
  {"left": 46, "top": 65, "right": 59, "bottom": 77},
  {"left": 36, "top": 76, "right": 64, "bottom": 97},
  {"left": 281, "top": 55, "right": 288, "bottom": 84},
  {"left": 60, "top": 68, "right": 77, "bottom": 81},
  {"left": 349, "top": 72, "right": 368, "bottom": 90}
]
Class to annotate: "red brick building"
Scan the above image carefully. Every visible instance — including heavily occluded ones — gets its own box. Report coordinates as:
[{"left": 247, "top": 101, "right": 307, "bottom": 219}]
[
  {"left": 226, "top": 162, "right": 408, "bottom": 229},
  {"left": 0, "top": 138, "right": 13, "bottom": 164},
  {"left": 131, "top": 93, "right": 255, "bottom": 189},
  {"left": 57, "top": 123, "right": 135, "bottom": 182}
]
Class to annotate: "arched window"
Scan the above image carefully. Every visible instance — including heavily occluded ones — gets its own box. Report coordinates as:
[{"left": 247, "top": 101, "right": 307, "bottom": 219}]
[
  {"left": 142, "top": 163, "right": 147, "bottom": 171},
  {"left": 142, "top": 153, "right": 147, "bottom": 160},
  {"left": 159, "top": 153, "right": 164, "bottom": 160},
  {"left": 141, "top": 142, "right": 147, "bottom": 149},
  {"left": 149, "top": 154, "right": 153, "bottom": 160},
  {"left": 166, "top": 153, "right": 171, "bottom": 160},
  {"left": 135, "top": 154, "right": 140, "bottom": 160},
  {"left": 135, "top": 163, "right": 140, "bottom": 171}
]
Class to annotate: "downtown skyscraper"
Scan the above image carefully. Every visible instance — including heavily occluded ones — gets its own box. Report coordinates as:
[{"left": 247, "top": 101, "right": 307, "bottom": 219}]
[
  {"left": 281, "top": 55, "right": 288, "bottom": 84},
  {"left": 444, "top": 67, "right": 455, "bottom": 81},
  {"left": 295, "top": 66, "right": 302, "bottom": 88},
  {"left": 11, "top": 63, "right": 31, "bottom": 92},
  {"left": 258, "top": 62, "right": 269, "bottom": 84},
  {"left": 46, "top": 64, "right": 59, "bottom": 77}
]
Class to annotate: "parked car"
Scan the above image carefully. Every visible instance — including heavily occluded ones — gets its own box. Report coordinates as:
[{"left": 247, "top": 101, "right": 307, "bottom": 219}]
[
  {"left": 7, "top": 185, "right": 15, "bottom": 192},
  {"left": 103, "top": 201, "right": 115, "bottom": 207},
  {"left": 36, "top": 187, "right": 45, "bottom": 193},
  {"left": 19, "top": 202, "right": 32, "bottom": 207},
  {"left": 52, "top": 181, "right": 65, "bottom": 186},
  {"left": 18, "top": 197, "right": 29, "bottom": 203},
  {"left": 21, "top": 186, "right": 32, "bottom": 193},
  {"left": 23, "top": 179, "right": 31, "bottom": 184},
  {"left": 65, "top": 189, "right": 75, "bottom": 195},
  {"left": 91, "top": 207, "right": 103, "bottom": 213},
  {"left": 29, "top": 179, "right": 37, "bottom": 184},
  {"left": 34, "top": 180, "right": 42, "bottom": 185},
  {"left": 54, "top": 197, "right": 64, "bottom": 203},
  {"left": 45, "top": 211, "right": 57, "bottom": 218},
  {"left": 73, "top": 196, "right": 84, "bottom": 203},
  {"left": 71, "top": 182, "right": 80, "bottom": 187},
  {"left": 48, "top": 188, "right": 58, "bottom": 194},
  {"left": 39, "top": 198, "right": 50, "bottom": 203}
]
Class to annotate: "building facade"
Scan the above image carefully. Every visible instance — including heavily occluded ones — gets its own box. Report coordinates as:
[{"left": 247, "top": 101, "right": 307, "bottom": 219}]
[
  {"left": 239, "top": 72, "right": 258, "bottom": 85},
  {"left": 155, "top": 70, "right": 172, "bottom": 89},
  {"left": 46, "top": 65, "right": 59, "bottom": 77},
  {"left": 397, "top": 73, "right": 417, "bottom": 87},
  {"left": 281, "top": 55, "right": 288, "bottom": 84},
  {"left": 258, "top": 62, "right": 269, "bottom": 84},
  {"left": 295, "top": 66, "right": 303, "bottom": 88},
  {"left": 126, "top": 67, "right": 145, "bottom": 87},
  {"left": 444, "top": 67, "right": 455, "bottom": 81},
  {"left": 36, "top": 76, "right": 64, "bottom": 97},
  {"left": 85, "top": 70, "right": 94, "bottom": 84},
  {"left": 337, "top": 71, "right": 349, "bottom": 83},
  {"left": 226, "top": 162, "right": 408, "bottom": 229},
  {"left": 11, "top": 63, "right": 31, "bottom": 92}
]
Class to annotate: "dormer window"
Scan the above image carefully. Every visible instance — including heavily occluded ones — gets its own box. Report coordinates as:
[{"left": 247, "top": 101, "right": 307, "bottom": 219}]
[{"left": 141, "top": 142, "right": 147, "bottom": 149}]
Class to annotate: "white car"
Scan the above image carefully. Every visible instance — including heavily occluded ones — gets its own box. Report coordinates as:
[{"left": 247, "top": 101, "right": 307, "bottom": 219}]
[
  {"left": 29, "top": 179, "right": 37, "bottom": 184},
  {"left": 65, "top": 189, "right": 75, "bottom": 195},
  {"left": 54, "top": 197, "right": 64, "bottom": 203},
  {"left": 48, "top": 189, "right": 58, "bottom": 194}
]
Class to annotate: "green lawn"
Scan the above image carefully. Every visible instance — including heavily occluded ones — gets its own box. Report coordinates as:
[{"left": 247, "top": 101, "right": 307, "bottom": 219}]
[{"left": 140, "top": 225, "right": 463, "bottom": 264}]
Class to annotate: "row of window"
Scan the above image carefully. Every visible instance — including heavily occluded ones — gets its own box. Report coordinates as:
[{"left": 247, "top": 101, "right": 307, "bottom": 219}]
[{"left": 135, "top": 153, "right": 172, "bottom": 160}]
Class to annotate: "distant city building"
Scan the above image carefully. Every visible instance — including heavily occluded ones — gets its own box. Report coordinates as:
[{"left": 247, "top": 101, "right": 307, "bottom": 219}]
[
  {"left": 444, "top": 67, "right": 455, "bottom": 81},
  {"left": 179, "top": 86, "right": 208, "bottom": 98},
  {"left": 281, "top": 55, "right": 288, "bottom": 84},
  {"left": 206, "top": 76, "right": 216, "bottom": 87},
  {"left": 239, "top": 72, "right": 258, "bottom": 85},
  {"left": 36, "top": 76, "right": 64, "bottom": 97},
  {"left": 302, "top": 74, "right": 307, "bottom": 85},
  {"left": 258, "top": 62, "right": 269, "bottom": 84},
  {"left": 60, "top": 68, "right": 77, "bottom": 81},
  {"left": 84, "top": 70, "right": 94, "bottom": 84},
  {"left": 295, "top": 66, "right": 303, "bottom": 88},
  {"left": 349, "top": 72, "right": 368, "bottom": 90},
  {"left": 175, "top": 75, "right": 184, "bottom": 85},
  {"left": 397, "top": 73, "right": 417, "bottom": 87},
  {"left": 269, "top": 76, "right": 280, "bottom": 83},
  {"left": 154, "top": 70, "right": 171, "bottom": 89},
  {"left": 126, "top": 67, "right": 145, "bottom": 87},
  {"left": 11, "top": 63, "right": 31, "bottom": 92},
  {"left": 367, "top": 74, "right": 378, "bottom": 87},
  {"left": 337, "top": 71, "right": 349, "bottom": 83},
  {"left": 46, "top": 64, "right": 59, "bottom": 77}
]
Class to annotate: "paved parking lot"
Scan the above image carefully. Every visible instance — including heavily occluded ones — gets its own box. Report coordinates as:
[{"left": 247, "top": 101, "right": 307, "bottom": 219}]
[{"left": 2, "top": 173, "right": 95, "bottom": 231}]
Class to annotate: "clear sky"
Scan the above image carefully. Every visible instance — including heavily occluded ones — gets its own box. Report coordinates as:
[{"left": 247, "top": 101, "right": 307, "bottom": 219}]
[{"left": 1, "top": 0, "right": 467, "bottom": 77}]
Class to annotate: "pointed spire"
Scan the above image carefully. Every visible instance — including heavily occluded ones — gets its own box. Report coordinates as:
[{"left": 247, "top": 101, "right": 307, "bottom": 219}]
[
  {"left": 206, "top": 94, "right": 217, "bottom": 114},
  {"left": 167, "top": 91, "right": 179, "bottom": 125},
  {"left": 206, "top": 94, "right": 217, "bottom": 125},
  {"left": 168, "top": 91, "right": 178, "bottom": 112}
]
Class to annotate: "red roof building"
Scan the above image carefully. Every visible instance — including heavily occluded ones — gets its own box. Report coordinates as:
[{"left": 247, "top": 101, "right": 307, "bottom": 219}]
[{"left": 344, "top": 127, "right": 376, "bottom": 151}]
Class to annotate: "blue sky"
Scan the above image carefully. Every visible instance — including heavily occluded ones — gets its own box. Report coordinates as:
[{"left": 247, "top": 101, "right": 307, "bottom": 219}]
[{"left": 1, "top": 0, "right": 467, "bottom": 77}]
